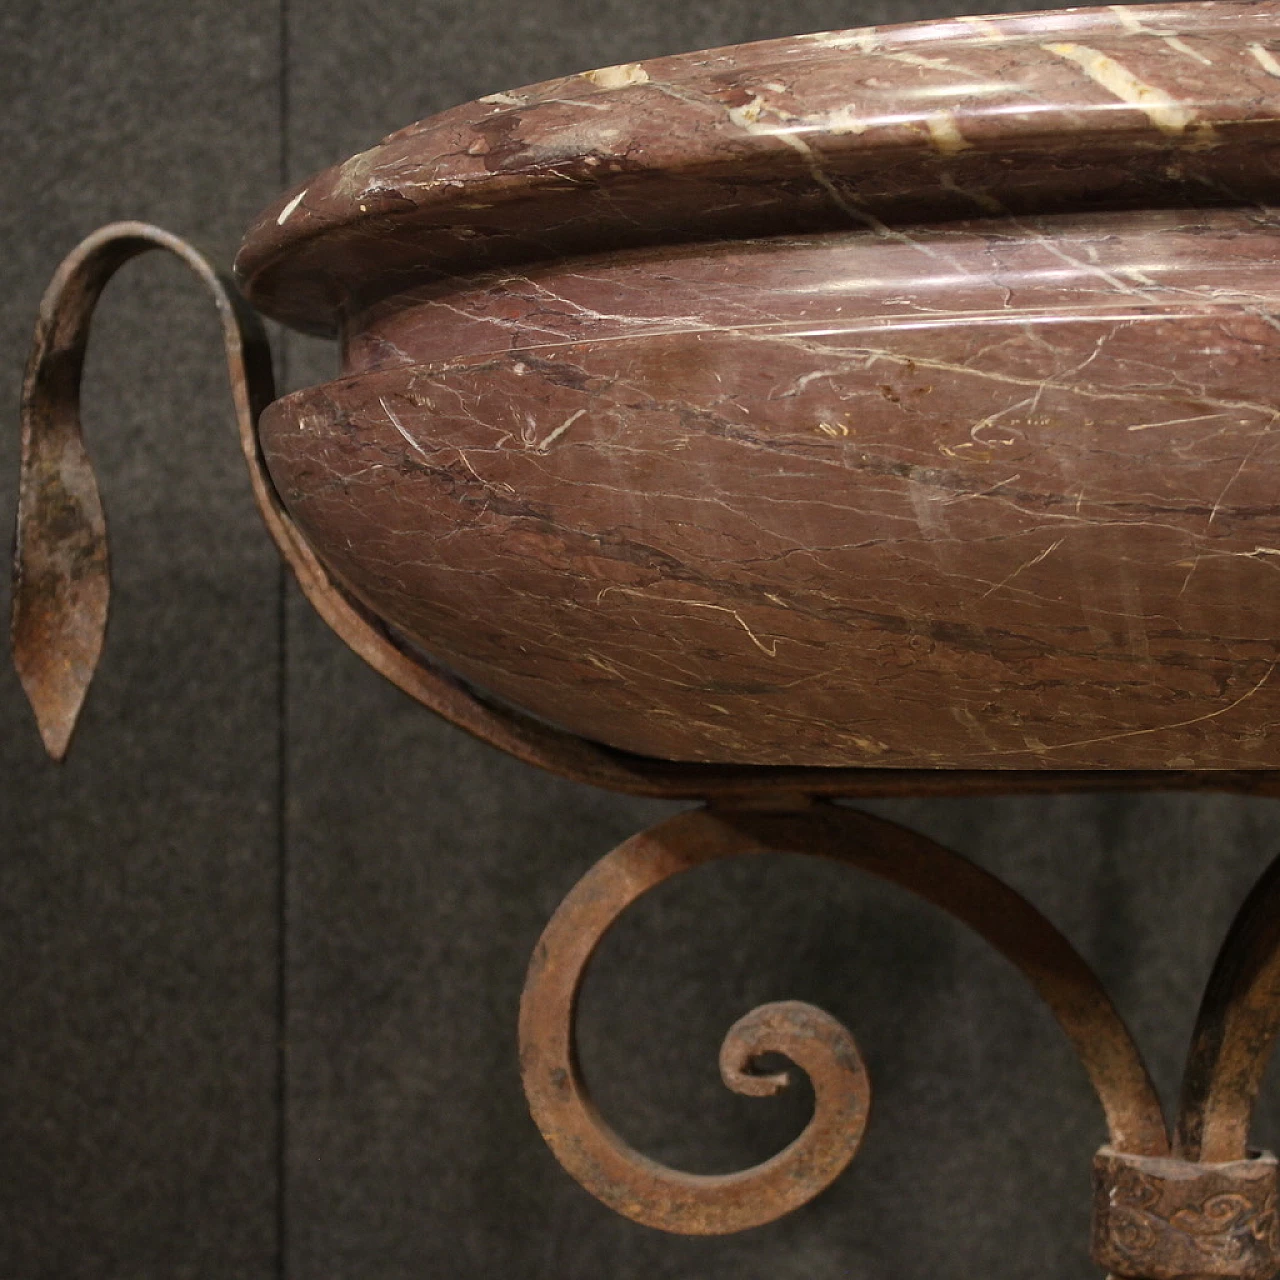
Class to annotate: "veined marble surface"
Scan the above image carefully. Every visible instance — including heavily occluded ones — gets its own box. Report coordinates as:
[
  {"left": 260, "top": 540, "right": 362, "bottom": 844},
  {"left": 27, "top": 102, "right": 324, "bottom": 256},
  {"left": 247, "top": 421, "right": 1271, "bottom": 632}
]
[
  {"left": 239, "top": 1, "right": 1280, "bottom": 334},
  {"left": 245, "top": 4, "right": 1280, "bottom": 768}
]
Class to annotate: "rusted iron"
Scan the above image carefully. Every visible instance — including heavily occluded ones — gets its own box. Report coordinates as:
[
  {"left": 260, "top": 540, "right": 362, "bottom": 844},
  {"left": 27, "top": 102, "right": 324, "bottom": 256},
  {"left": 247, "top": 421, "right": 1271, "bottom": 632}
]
[
  {"left": 13, "top": 223, "right": 275, "bottom": 759},
  {"left": 520, "top": 800, "right": 1280, "bottom": 1269},
  {"left": 1093, "top": 1147, "right": 1280, "bottom": 1280},
  {"left": 1097, "top": 853, "right": 1280, "bottom": 1279},
  {"left": 519, "top": 802, "right": 1167, "bottom": 1236},
  {"left": 1177, "top": 852, "right": 1280, "bottom": 1167}
]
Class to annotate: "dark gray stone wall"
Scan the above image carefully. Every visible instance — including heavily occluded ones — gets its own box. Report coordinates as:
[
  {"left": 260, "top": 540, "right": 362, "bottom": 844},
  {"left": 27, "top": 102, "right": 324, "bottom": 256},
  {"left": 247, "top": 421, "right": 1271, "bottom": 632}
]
[{"left": 5, "top": 3, "right": 1280, "bottom": 1277}]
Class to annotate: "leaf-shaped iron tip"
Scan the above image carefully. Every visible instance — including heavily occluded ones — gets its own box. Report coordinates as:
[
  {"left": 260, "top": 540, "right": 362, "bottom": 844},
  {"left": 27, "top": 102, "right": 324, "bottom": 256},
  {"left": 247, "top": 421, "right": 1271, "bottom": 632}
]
[
  {"left": 11, "top": 434, "right": 109, "bottom": 761},
  {"left": 12, "top": 228, "right": 129, "bottom": 761}
]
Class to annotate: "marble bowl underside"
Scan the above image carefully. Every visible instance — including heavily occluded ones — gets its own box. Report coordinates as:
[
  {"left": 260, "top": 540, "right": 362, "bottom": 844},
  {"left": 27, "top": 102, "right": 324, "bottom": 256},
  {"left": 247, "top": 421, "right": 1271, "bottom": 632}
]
[
  {"left": 261, "top": 208, "right": 1280, "bottom": 769},
  {"left": 242, "top": 2, "right": 1280, "bottom": 769}
]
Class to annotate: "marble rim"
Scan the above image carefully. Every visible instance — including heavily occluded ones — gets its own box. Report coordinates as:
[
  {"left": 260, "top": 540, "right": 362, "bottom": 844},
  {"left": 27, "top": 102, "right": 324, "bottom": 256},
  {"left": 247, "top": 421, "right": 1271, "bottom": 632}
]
[{"left": 236, "top": 0, "right": 1280, "bottom": 335}]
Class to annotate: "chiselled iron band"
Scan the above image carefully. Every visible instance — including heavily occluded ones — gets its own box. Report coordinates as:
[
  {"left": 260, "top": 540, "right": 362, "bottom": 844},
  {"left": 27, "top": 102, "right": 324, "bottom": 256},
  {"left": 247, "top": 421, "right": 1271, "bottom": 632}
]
[{"left": 1093, "top": 1148, "right": 1280, "bottom": 1280}]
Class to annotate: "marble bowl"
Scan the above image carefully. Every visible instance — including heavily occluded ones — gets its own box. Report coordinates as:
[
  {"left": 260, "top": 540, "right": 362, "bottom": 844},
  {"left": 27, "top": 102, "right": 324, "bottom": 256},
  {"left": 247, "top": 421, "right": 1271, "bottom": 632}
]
[{"left": 236, "top": 1, "right": 1280, "bottom": 771}]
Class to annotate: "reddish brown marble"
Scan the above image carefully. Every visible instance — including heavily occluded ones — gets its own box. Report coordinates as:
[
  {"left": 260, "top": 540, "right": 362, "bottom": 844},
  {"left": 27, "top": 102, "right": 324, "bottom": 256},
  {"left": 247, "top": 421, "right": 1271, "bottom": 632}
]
[
  {"left": 241, "top": 3, "right": 1280, "bottom": 768},
  {"left": 237, "top": 2, "right": 1280, "bottom": 336}
]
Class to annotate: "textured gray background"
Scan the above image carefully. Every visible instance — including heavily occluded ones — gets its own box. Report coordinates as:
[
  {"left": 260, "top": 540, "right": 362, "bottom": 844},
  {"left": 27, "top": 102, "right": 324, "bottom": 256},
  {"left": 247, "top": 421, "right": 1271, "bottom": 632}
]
[{"left": 4, "top": 2, "right": 1280, "bottom": 1277}]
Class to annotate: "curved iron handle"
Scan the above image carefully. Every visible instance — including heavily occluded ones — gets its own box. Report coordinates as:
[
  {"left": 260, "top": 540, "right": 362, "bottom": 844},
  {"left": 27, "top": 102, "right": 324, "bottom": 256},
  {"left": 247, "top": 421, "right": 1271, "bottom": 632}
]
[{"left": 13, "top": 222, "right": 277, "bottom": 758}]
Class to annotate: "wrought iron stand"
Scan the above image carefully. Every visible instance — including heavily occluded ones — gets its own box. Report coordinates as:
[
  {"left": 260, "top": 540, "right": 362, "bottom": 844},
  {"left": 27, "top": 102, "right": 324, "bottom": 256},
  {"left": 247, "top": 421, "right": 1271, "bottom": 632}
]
[{"left": 18, "top": 224, "right": 1280, "bottom": 1280}]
